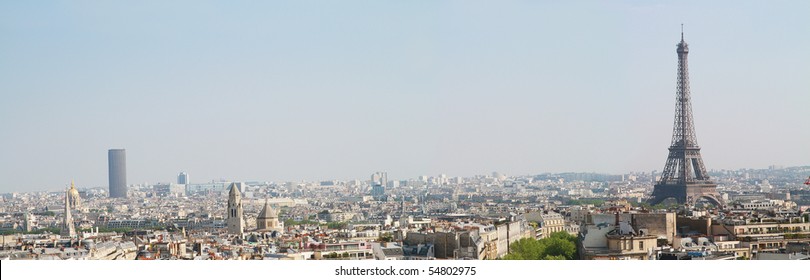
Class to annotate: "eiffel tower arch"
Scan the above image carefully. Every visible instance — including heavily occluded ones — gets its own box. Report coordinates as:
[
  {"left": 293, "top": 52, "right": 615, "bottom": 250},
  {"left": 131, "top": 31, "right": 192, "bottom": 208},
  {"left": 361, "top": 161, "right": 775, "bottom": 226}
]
[{"left": 650, "top": 30, "right": 723, "bottom": 207}]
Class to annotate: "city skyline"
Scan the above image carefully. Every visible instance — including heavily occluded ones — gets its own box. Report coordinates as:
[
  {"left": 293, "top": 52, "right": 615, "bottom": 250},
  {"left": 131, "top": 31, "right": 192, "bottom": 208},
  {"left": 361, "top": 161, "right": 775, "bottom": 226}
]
[
  {"left": 2, "top": 1, "right": 809, "bottom": 192},
  {"left": 9, "top": 163, "right": 809, "bottom": 194}
]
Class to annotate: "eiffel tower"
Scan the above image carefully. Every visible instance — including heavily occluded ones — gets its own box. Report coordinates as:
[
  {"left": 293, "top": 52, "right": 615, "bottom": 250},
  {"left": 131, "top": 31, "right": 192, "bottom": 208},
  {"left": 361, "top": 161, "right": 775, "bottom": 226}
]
[{"left": 650, "top": 29, "right": 723, "bottom": 206}]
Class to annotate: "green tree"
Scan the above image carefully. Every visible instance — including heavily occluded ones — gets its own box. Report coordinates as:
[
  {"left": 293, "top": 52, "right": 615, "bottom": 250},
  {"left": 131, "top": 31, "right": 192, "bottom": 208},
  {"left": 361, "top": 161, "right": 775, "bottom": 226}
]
[
  {"left": 548, "top": 231, "right": 577, "bottom": 243},
  {"left": 503, "top": 238, "right": 545, "bottom": 260},
  {"left": 503, "top": 232, "right": 579, "bottom": 260},
  {"left": 326, "top": 221, "right": 348, "bottom": 229},
  {"left": 547, "top": 231, "right": 579, "bottom": 259},
  {"left": 540, "top": 236, "right": 576, "bottom": 260},
  {"left": 16, "top": 227, "right": 63, "bottom": 234},
  {"left": 377, "top": 233, "right": 394, "bottom": 242},
  {"left": 284, "top": 219, "right": 318, "bottom": 226},
  {"left": 567, "top": 199, "right": 605, "bottom": 206}
]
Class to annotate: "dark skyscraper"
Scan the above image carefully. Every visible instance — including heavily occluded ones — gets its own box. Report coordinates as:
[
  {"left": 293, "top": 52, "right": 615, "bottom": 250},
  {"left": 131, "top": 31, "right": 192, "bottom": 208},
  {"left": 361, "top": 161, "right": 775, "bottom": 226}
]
[
  {"left": 108, "top": 149, "right": 127, "bottom": 198},
  {"left": 649, "top": 30, "right": 722, "bottom": 206},
  {"left": 178, "top": 172, "right": 189, "bottom": 185}
]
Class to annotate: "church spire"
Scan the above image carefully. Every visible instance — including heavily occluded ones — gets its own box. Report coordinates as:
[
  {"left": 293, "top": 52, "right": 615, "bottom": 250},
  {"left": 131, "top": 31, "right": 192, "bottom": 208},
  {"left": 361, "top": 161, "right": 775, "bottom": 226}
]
[{"left": 62, "top": 188, "right": 76, "bottom": 237}]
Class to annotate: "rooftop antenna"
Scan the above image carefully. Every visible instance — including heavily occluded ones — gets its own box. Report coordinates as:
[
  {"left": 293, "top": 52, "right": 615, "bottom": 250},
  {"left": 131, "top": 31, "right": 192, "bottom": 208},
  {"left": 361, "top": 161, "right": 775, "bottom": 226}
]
[{"left": 681, "top": 23, "right": 684, "bottom": 41}]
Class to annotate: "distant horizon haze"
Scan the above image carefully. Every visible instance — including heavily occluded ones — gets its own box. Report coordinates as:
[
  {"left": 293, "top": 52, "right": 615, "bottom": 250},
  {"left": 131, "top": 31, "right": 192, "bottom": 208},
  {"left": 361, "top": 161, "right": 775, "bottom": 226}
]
[
  {"left": 1, "top": 1, "right": 808, "bottom": 192},
  {"left": 8, "top": 163, "right": 809, "bottom": 193}
]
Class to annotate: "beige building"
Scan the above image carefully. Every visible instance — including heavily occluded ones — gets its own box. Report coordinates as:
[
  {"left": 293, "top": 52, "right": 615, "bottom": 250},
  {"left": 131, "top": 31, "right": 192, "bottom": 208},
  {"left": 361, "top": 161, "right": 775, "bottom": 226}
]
[
  {"left": 495, "top": 219, "right": 534, "bottom": 258},
  {"left": 713, "top": 239, "right": 750, "bottom": 259},
  {"left": 568, "top": 205, "right": 593, "bottom": 223},
  {"left": 710, "top": 221, "right": 810, "bottom": 256},
  {"left": 580, "top": 213, "right": 659, "bottom": 260},
  {"left": 476, "top": 224, "right": 499, "bottom": 260},
  {"left": 256, "top": 199, "right": 282, "bottom": 232},
  {"left": 710, "top": 222, "right": 810, "bottom": 237},
  {"left": 525, "top": 211, "right": 566, "bottom": 239},
  {"left": 631, "top": 212, "right": 677, "bottom": 244},
  {"left": 602, "top": 234, "right": 657, "bottom": 260}
]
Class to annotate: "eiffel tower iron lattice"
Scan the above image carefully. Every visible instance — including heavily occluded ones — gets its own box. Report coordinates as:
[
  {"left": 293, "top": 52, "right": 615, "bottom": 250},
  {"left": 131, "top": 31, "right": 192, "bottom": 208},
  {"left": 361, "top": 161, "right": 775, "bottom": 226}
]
[{"left": 650, "top": 30, "right": 723, "bottom": 206}]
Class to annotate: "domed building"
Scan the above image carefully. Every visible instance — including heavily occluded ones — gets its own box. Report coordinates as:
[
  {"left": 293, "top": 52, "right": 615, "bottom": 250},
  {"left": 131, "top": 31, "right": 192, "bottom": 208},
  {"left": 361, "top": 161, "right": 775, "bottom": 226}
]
[
  {"left": 68, "top": 180, "right": 81, "bottom": 209},
  {"left": 256, "top": 199, "right": 282, "bottom": 232}
]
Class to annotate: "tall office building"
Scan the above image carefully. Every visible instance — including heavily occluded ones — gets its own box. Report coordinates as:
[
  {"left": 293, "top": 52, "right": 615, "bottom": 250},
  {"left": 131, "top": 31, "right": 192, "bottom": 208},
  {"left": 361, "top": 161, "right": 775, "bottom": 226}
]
[
  {"left": 108, "top": 149, "right": 127, "bottom": 198},
  {"left": 178, "top": 172, "right": 189, "bottom": 185},
  {"left": 371, "top": 171, "right": 388, "bottom": 186},
  {"left": 22, "top": 210, "right": 33, "bottom": 232},
  {"left": 371, "top": 171, "right": 388, "bottom": 197}
]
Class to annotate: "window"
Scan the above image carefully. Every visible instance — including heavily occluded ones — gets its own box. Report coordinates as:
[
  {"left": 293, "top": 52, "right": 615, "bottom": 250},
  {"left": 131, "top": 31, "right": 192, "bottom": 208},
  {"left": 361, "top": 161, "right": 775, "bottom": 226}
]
[{"left": 639, "top": 241, "right": 644, "bottom": 250}]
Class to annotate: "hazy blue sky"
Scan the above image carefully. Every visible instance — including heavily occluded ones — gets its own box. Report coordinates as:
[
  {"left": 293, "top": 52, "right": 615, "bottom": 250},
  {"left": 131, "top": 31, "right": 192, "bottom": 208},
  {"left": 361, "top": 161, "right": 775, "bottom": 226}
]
[{"left": 1, "top": 1, "right": 808, "bottom": 192}]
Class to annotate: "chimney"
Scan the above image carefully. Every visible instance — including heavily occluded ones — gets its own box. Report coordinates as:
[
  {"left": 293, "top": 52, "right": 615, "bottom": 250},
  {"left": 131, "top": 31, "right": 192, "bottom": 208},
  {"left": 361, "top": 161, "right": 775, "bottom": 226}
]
[{"left": 615, "top": 212, "right": 621, "bottom": 234}]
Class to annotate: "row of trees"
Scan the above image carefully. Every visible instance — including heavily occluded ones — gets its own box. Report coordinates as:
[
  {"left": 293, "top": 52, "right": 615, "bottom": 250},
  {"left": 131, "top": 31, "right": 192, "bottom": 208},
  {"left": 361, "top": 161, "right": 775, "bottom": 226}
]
[
  {"left": 0, "top": 227, "right": 154, "bottom": 235},
  {"left": 0, "top": 227, "right": 62, "bottom": 235},
  {"left": 502, "top": 232, "right": 578, "bottom": 260},
  {"left": 566, "top": 199, "right": 605, "bottom": 206},
  {"left": 282, "top": 219, "right": 349, "bottom": 229}
]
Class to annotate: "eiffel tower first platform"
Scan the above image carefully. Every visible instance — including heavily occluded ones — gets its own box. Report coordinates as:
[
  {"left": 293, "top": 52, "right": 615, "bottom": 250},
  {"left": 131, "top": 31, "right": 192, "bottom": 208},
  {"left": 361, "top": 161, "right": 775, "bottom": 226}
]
[{"left": 650, "top": 30, "right": 723, "bottom": 207}]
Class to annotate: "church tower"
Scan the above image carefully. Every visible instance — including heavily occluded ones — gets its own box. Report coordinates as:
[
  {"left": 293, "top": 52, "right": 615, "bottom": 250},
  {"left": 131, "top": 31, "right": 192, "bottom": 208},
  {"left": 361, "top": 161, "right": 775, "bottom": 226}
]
[
  {"left": 23, "top": 209, "right": 34, "bottom": 232},
  {"left": 226, "top": 183, "right": 244, "bottom": 235}
]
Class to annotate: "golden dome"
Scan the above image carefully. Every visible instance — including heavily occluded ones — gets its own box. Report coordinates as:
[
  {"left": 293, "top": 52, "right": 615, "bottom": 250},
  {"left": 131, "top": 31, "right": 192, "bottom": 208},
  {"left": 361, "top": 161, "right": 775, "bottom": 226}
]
[{"left": 68, "top": 180, "right": 81, "bottom": 208}]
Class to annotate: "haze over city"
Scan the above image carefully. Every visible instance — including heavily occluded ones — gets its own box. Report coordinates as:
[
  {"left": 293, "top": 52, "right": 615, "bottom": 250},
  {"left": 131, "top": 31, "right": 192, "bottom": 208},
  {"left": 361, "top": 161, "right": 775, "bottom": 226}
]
[{"left": 1, "top": 1, "right": 808, "bottom": 192}]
